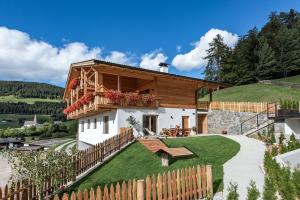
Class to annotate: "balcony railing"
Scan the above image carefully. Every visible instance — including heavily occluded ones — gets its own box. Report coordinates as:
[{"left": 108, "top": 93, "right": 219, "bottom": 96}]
[{"left": 67, "top": 93, "right": 159, "bottom": 119}]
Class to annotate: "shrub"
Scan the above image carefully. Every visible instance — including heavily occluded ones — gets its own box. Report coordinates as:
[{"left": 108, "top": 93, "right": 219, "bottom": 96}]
[
  {"left": 290, "top": 133, "right": 296, "bottom": 142},
  {"left": 293, "top": 169, "right": 300, "bottom": 198},
  {"left": 279, "top": 132, "right": 285, "bottom": 145},
  {"left": 270, "top": 132, "right": 276, "bottom": 144},
  {"left": 246, "top": 180, "right": 260, "bottom": 200},
  {"left": 263, "top": 177, "right": 277, "bottom": 200},
  {"left": 227, "top": 182, "right": 239, "bottom": 200}
]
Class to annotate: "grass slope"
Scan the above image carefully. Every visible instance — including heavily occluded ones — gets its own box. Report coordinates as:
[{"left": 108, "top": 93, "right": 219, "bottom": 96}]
[
  {"left": 0, "top": 95, "right": 62, "bottom": 104},
  {"left": 201, "top": 83, "right": 300, "bottom": 102},
  {"left": 70, "top": 136, "right": 240, "bottom": 193},
  {"left": 275, "top": 75, "right": 300, "bottom": 84}
]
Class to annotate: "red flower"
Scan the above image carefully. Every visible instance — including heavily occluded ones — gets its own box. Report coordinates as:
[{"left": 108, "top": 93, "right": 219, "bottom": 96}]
[
  {"left": 125, "top": 92, "right": 140, "bottom": 106},
  {"left": 69, "top": 79, "right": 79, "bottom": 91},
  {"left": 141, "top": 94, "right": 155, "bottom": 105}
]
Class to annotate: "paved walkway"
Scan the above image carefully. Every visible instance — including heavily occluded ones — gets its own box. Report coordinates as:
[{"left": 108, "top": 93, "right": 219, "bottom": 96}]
[
  {"left": 0, "top": 155, "right": 11, "bottom": 188},
  {"left": 222, "top": 135, "right": 265, "bottom": 199}
]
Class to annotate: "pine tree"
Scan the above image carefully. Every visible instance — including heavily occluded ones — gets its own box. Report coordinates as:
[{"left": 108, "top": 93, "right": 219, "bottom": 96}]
[
  {"left": 227, "top": 182, "right": 239, "bottom": 200},
  {"left": 234, "top": 28, "right": 259, "bottom": 85},
  {"left": 246, "top": 180, "right": 260, "bottom": 200},
  {"left": 204, "top": 34, "right": 230, "bottom": 81},
  {"left": 256, "top": 37, "right": 277, "bottom": 80}
]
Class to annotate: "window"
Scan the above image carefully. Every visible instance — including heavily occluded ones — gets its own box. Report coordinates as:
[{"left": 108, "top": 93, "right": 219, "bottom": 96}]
[
  {"left": 94, "top": 118, "right": 97, "bottom": 129},
  {"left": 103, "top": 116, "right": 109, "bottom": 134},
  {"left": 81, "top": 121, "right": 84, "bottom": 132},
  {"left": 87, "top": 119, "right": 90, "bottom": 129}
]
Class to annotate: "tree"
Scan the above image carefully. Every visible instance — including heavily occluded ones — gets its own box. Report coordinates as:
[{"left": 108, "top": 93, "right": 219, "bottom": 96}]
[
  {"left": 220, "top": 50, "right": 240, "bottom": 85},
  {"left": 204, "top": 34, "right": 230, "bottom": 81},
  {"left": 255, "top": 37, "right": 277, "bottom": 80},
  {"left": 246, "top": 180, "right": 260, "bottom": 200},
  {"left": 227, "top": 182, "right": 239, "bottom": 200},
  {"left": 234, "top": 28, "right": 260, "bottom": 85}
]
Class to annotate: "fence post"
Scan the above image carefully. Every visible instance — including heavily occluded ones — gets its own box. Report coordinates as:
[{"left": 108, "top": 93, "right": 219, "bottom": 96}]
[
  {"left": 137, "top": 180, "right": 144, "bottom": 200},
  {"left": 206, "top": 165, "right": 213, "bottom": 197}
]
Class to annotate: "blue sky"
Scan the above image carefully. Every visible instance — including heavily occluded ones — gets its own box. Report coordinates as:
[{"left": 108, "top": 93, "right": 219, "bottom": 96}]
[{"left": 0, "top": 0, "right": 299, "bottom": 86}]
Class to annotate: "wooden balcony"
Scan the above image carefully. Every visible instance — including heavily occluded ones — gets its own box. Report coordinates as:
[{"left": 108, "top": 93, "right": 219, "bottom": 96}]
[{"left": 67, "top": 94, "right": 159, "bottom": 119}]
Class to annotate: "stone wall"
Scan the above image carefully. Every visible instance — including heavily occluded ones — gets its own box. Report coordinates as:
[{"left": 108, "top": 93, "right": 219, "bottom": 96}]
[{"left": 207, "top": 110, "right": 268, "bottom": 135}]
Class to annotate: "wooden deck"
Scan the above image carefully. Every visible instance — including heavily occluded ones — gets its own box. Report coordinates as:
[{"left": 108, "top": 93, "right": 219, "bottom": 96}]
[{"left": 138, "top": 138, "right": 193, "bottom": 157}]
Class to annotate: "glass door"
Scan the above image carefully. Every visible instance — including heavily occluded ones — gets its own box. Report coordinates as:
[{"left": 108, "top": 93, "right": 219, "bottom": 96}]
[{"left": 143, "top": 115, "right": 157, "bottom": 134}]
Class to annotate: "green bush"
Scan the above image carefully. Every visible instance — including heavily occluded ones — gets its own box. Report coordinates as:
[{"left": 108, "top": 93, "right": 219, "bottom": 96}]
[
  {"left": 227, "top": 182, "right": 239, "bottom": 200},
  {"left": 246, "top": 180, "right": 260, "bottom": 200},
  {"left": 290, "top": 133, "right": 296, "bottom": 142},
  {"left": 293, "top": 169, "right": 300, "bottom": 198},
  {"left": 279, "top": 132, "right": 285, "bottom": 144},
  {"left": 263, "top": 177, "right": 277, "bottom": 200},
  {"left": 271, "top": 132, "right": 276, "bottom": 144}
]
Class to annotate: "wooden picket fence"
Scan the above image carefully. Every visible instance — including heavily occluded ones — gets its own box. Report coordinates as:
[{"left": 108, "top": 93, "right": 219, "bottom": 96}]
[
  {"left": 75, "top": 128, "right": 134, "bottom": 176},
  {"left": 0, "top": 128, "right": 134, "bottom": 200},
  {"left": 198, "top": 101, "right": 276, "bottom": 113},
  {"left": 56, "top": 165, "right": 213, "bottom": 200}
]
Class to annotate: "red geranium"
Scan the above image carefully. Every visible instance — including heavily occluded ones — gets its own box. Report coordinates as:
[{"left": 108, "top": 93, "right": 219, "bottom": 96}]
[
  {"left": 141, "top": 94, "right": 155, "bottom": 105},
  {"left": 69, "top": 79, "right": 79, "bottom": 91},
  {"left": 125, "top": 92, "right": 140, "bottom": 106}
]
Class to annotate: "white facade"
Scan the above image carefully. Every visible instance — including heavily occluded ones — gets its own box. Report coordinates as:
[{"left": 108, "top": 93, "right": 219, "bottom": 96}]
[
  {"left": 284, "top": 118, "right": 300, "bottom": 139},
  {"left": 77, "top": 107, "right": 197, "bottom": 149}
]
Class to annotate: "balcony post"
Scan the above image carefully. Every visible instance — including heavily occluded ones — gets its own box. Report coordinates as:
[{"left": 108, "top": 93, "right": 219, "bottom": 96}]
[{"left": 117, "top": 75, "right": 121, "bottom": 92}]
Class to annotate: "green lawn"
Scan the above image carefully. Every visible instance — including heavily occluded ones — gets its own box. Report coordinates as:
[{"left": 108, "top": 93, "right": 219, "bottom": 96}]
[
  {"left": 70, "top": 136, "right": 240, "bottom": 193},
  {"left": 275, "top": 75, "right": 300, "bottom": 84},
  {"left": 0, "top": 95, "right": 62, "bottom": 104},
  {"left": 201, "top": 83, "right": 300, "bottom": 102}
]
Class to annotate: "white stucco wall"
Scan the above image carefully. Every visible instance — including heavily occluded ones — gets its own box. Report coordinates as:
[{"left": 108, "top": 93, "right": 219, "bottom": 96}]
[
  {"left": 285, "top": 118, "right": 300, "bottom": 139},
  {"left": 78, "top": 110, "right": 118, "bottom": 145},
  {"left": 78, "top": 107, "right": 197, "bottom": 146},
  {"left": 117, "top": 107, "right": 197, "bottom": 136}
]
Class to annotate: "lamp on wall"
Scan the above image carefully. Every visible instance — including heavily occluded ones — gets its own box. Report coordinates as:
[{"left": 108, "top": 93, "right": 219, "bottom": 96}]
[{"left": 170, "top": 116, "right": 173, "bottom": 119}]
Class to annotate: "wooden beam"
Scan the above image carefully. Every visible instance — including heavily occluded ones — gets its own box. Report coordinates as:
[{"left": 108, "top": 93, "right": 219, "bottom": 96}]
[
  {"left": 95, "top": 64, "right": 155, "bottom": 80},
  {"left": 209, "top": 89, "right": 213, "bottom": 102},
  {"left": 117, "top": 75, "right": 121, "bottom": 92}
]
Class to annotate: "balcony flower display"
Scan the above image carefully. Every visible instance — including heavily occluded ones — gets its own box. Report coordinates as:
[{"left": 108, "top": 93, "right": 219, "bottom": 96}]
[
  {"left": 140, "top": 94, "right": 155, "bottom": 105},
  {"left": 105, "top": 89, "right": 125, "bottom": 104},
  {"left": 125, "top": 92, "right": 140, "bottom": 106},
  {"left": 63, "top": 93, "right": 95, "bottom": 114},
  {"left": 69, "top": 78, "right": 79, "bottom": 90}
]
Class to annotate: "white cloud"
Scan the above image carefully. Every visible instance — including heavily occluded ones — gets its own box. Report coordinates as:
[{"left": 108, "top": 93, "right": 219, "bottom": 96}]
[
  {"left": 0, "top": 26, "right": 135, "bottom": 85},
  {"left": 105, "top": 51, "right": 136, "bottom": 66},
  {"left": 172, "top": 28, "right": 238, "bottom": 71},
  {"left": 176, "top": 45, "right": 181, "bottom": 52},
  {"left": 139, "top": 50, "right": 168, "bottom": 71}
]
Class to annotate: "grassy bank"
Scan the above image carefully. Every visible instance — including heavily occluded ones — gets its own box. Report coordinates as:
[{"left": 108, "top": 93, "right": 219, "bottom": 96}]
[{"left": 70, "top": 136, "right": 240, "bottom": 193}]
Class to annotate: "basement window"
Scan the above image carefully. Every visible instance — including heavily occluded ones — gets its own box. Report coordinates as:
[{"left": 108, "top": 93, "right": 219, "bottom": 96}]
[
  {"left": 81, "top": 121, "right": 84, "bottom": 132},
  {"left": 87, "top": 119, "right": 90, "bottom": 129},
  {"left": 103, "top": 116, "right": 109, "bottom": 134},
  {"left": 94, "top": 118, "right": 97, "bottom": 129}
]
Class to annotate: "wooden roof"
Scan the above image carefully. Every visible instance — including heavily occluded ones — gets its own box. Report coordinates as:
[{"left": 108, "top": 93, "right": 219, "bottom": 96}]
[{"left": 64, "top": 59, "right": 227, "bottom": 99}]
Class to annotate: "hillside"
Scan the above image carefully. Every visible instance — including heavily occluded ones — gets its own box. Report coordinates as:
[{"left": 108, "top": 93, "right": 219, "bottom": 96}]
[
  {"left": 201, "top": 75, "right": 300, "bottom": 102},
  {"left": 0, "top": 80, "right": 66, "bottom": 128},
  {"left": 0, "top": 80, "right": 64, "bottom": 99}
]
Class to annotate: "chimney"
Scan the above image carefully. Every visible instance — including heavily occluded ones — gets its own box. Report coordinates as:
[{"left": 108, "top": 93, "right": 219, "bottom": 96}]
[{"left": 159, "top": 63, "right": 169, "bottom": 73}]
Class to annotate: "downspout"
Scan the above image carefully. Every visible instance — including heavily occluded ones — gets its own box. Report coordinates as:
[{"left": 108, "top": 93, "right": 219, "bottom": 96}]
[{"left": 195, "top": 87, "right": 205, "bottom": 135}]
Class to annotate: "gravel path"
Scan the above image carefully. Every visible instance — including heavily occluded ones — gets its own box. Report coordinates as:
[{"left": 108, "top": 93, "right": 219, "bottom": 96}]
[{"left": 222, "top": 135, "right": 265, "bottom": 199}]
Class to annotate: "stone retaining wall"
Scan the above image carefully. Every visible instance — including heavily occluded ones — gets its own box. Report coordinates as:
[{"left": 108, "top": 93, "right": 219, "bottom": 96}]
[{"left": 207, "top": 110, "right": 268, "bottom": 135}]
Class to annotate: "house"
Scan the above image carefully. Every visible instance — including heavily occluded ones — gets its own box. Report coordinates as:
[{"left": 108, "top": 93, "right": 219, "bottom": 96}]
[
  {"left": 63, "top": 59, "right": 225, "bottom": 150},
  {"left": 0, "top": 137, "right": 23, "bottom": 149},
  {"left": 23, "top": 115, "right": 40, "bottom": 128}
]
